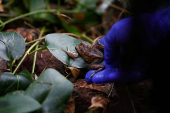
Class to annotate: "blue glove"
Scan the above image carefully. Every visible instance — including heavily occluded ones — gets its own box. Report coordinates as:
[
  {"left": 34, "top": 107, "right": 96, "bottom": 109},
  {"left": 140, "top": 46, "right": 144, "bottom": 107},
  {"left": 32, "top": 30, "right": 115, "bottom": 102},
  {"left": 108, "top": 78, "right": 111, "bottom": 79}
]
[{"left": 85, "top": 6, "right": 170, "bottom": 85}]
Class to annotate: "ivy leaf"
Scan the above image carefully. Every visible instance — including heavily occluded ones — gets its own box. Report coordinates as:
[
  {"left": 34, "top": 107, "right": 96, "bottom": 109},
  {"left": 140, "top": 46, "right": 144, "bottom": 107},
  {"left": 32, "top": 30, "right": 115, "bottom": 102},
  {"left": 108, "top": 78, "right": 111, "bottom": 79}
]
[
  {"left": 25, "top": 68, "right": 73, "bottom": 113},
  {"left": 0, "top": 91, "right": 41, "bottom": 113},
  {"left": 0, "top": 32, "right": 25, "bottom": 61},
  {"left": 45, "top": 33, "right": 89, "bottom": 68},
  {"left": 0, "top": 70, "right": 33, "bottom": 96}
]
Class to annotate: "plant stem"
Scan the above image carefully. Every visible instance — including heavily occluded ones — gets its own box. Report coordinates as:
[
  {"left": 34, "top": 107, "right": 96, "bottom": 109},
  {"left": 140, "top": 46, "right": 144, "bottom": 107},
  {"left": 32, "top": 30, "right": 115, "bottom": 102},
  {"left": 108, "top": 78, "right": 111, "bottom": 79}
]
[
  {"left": 13, "top": 40, "right": 41, "bottom": 75},
  {"left": 57, "top": 0, "right": 61, "bottom": 14},
  {"left": 75, "top": 32, "right": 94, "bottom": 43},
  {"left": 125, "top": 86, "right": 136, "bottom": 113},
  {"left": 10, "top": 61, "right": 13, "bottom": 72},
  {"left": 26, "top": 36, "right": 45, "bottom": 45},
  {"left": 46, "top": 0, "right": 50, "bottom": 10},
  {"left": 0, "top": 9, "right": 81, "bottom": 28},
  {"left": 28, "top": 46, "right": 47, "bottom": 55},
  {"left": 31, "top": 27, "right": 45, "bottom": 74}
]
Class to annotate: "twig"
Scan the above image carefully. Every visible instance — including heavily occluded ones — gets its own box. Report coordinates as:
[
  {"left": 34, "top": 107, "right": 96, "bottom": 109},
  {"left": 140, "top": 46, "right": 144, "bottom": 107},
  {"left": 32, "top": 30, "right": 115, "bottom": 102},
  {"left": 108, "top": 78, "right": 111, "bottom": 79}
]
[
  {"left": 54, "top": 13, "right": 73, "bottom": 20},
  {"left": 117, "top": 10, "right": 125, "bottom": 21},
  {"left": 108, "top": 83, "right": 114, "bottom": 97},
  {"left": 100, "top": 0, "right": 132, "bottom": 14},
  {"left": 125, "top": 86, "right": 136, "bottom": 113},
  {"left": 26, "top": 36, "right": 45, "bottom": 45},
  {"left": 0, "top": 68, "right": 10, "bottom": 71},
  {"left": 41, "top": 55, "right": 53, "bottom": 74},
  {"left": 0, "top": 9, "right": 81, "bottom": 28},
  {"left": 24, "top": 21, "right": 41, "bottom": 34}
]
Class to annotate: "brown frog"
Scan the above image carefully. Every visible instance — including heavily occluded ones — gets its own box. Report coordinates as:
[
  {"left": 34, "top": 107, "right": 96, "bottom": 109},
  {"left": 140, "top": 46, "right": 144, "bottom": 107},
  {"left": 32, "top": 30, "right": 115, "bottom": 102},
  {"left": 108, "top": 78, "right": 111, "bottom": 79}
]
[{"left": 62, "top": 39, "right": 104, "bottom": 78}]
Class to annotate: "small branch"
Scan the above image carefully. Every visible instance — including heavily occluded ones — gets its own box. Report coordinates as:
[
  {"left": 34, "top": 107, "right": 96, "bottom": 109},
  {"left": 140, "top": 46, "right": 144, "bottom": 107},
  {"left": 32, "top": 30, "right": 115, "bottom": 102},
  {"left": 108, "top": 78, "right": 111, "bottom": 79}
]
[
  {"left": 0, "top": 68, "right": 10, "bottom": 71},
  {"left": 46, "top": 0, "right": 50, "bottom": 10},
  {"left": 101, "top": 0, "right": 132, "bottom": 14},
  {"left": 57, "top": 0, "right": 61, "bottom": 14},
  {"left": 24, "top": 21, "right": 40, "bottom": 34},
  {"left": 41, "top": 55, "right": 53, "bottom": 74},
  {"left": 108, "top": 83, "right": 114, "bottom": 97},
  {"left": 26, "top": 36, "right": 45, "bottom": 45},
  {"left": 125, "top": 86, "right": 136, "bottom": 113},
  {"left": 0, "top": 9, "right": 81, "bottom": 28}
]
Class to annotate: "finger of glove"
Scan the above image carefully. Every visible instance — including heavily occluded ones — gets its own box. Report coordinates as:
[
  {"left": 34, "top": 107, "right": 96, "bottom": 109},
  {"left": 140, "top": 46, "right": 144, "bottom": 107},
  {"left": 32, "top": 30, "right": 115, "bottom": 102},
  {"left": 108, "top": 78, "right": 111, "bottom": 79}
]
[
  {"left": 85, "top": 68, "right": 121, "bottom": 84},
  {"left": 85, "top": 68, "right": 146, "bottom": 85}
]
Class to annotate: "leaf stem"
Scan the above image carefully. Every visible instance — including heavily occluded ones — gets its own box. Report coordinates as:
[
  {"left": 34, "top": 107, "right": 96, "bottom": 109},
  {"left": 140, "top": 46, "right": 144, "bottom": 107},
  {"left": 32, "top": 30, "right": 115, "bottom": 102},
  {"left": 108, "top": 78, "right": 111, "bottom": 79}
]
[
  {"left": 125, "top": 86, "right": 136, "bottom": 113},
  {"left": 46, "top": 0, "right": 51, "bottom": 10},
  {"left": 13, "top": 40, "right": 41, "bottom": 75},
  {"left": 0, "top": 9, "right": 81, "bottom": 28},
  {"left": 28, "top": 46, "right": 47, "bottom": 55},
  {"left": 10, "top": 61, "right": 13, "bottom": 72},
  {"left": 31, "top": 27, "right": 45, "bottom": 74},
  {"left": 26, "top": 36, "right": 45, "bottom": 45},
  {"left": 57, "top": 0, "right": 61, "bottom": 14},
  {"left": 75, "top": 32, "right": 94, "bottom": 43}
]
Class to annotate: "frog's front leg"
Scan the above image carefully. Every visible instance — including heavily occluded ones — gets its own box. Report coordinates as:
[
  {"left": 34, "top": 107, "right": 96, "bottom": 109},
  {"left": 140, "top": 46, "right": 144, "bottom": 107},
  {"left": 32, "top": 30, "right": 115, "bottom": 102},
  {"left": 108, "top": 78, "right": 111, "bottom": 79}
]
[
  {"left": 62, "top": 46, "right": 79, "bottom": 60},
  {"left": 88, "top": 64, "right": 105, "bottom": 79},
  {"left": 93, "top": 39, "right": 104, "bottom": 51}
]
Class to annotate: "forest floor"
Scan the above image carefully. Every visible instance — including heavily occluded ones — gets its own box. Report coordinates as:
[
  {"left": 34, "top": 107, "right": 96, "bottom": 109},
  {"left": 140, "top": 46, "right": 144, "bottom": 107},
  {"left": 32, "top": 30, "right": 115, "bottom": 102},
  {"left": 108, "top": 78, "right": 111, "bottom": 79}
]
[{"left": 0, "top": 49, "right": 157, "bottom": 113}]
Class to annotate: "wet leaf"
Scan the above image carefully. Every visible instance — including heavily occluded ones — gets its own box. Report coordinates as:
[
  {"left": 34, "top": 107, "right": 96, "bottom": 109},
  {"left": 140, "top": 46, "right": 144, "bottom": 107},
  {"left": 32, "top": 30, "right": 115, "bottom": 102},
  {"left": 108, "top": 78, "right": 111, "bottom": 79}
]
[
  {"left": 0, "top": 32, "right": 25, "bottom": 61},
  {"left": 0, "top": 91, "right": 41, "bottom": 113},
  {"left": 0, "top": 70, "right": 33, "bottom": 96},
  {"left": 74, "top": 79, "right": 115, "bottom": 96},
  {"left": 25, "top": 68, "right": 73, "bottom": 113},
  {"left": 45, "top": 33, "right": 89, "bottom": 68}
]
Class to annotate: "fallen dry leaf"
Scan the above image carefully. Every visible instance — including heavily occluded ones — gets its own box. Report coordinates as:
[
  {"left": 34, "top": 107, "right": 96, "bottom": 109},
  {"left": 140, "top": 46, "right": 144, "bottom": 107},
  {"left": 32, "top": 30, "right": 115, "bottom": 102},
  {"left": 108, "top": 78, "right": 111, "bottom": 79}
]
[
  {"left": 88, "top": 95, "right": 110, "bottom": 113},
  {"left": 74, "top": 79, "right": 116, "bottom": 97},
  {"left": 66, "top": 67, "right": 81, "bottom": 80},
  {"left": 6, "top": 28, "right": 38, "bottom": 42},
  {"left": 64, "top": 98, "right": 75, "bottom": 113}
]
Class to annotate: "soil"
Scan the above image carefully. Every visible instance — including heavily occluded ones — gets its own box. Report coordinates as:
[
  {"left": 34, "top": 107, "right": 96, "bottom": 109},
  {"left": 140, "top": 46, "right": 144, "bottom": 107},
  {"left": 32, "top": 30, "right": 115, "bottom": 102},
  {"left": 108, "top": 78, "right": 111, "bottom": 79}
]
[{"left": 1, "top": 48, "right": 156, "bottom": 113}]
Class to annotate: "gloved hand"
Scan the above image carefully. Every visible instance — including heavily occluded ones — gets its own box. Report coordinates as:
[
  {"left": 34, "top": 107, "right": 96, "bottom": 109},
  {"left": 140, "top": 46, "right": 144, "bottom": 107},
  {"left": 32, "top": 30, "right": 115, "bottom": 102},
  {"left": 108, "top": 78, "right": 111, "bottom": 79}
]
[{"left": 85, "top": 6, "right": 170, "bottom": 85}]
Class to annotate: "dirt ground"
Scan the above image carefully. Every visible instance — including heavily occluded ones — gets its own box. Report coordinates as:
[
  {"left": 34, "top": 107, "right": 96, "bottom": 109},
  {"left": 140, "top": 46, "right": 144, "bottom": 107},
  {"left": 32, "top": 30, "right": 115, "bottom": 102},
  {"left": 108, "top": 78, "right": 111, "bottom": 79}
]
[{"left": 6, "top": 49, "right": 157, "bottom": 113}]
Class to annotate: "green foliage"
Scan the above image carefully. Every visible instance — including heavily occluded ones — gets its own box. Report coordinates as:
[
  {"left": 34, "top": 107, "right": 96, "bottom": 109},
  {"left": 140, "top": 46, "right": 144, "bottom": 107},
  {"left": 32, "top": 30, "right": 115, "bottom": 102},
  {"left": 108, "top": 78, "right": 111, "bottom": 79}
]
[
  {"left": 0, "top": 32, "right": 25, "bottom": 61},
  {"left": 28, "top": 0, "right": 46, "bottom": 12},
  {"left": 0, "top": 70, "right": 33, "bottom": 96},
  {"left": 23, "top": 0, "right": 57, "bottom": 23},
  {"left": 34, "top": 12, "right": 58, "bottom": 23},
  {"left": 0, "top": 68, "right": 73, "bottom": 113},
  {"left": 0, "top": 91, "right": 41, "bottom": 113},
  {"left": 45, "top": 33, "right": 89, "bottom": 68},
  {"left": 0, "top": 0, "right": 103, "bottom": 112},
  {"left": 38, "top": 68, "right": 73, "bottom": 112}
]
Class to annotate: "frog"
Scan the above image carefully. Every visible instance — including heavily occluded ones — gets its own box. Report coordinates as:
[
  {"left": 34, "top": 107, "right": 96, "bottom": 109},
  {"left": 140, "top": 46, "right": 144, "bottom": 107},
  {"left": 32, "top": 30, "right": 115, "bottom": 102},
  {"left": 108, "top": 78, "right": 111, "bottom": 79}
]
[{"left": 62, "top": 39, "right": 104, "bottom": 78}]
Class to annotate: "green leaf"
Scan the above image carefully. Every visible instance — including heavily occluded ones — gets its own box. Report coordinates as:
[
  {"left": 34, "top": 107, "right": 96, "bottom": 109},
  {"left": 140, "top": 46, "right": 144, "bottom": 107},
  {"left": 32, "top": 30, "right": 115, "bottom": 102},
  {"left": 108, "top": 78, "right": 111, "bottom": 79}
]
[
  {"left": 0, "top": 32, "right": 25, "bottom": 61},
  {"left": 0, "top": 71, "right": 33, "bottom": 96},
  {"left": 25, "top": 68, "right": 73, "bottom": 113},
  {"left": 29, "top": 0, "right": 46, "bottom": 12},
  {"left": 34, "top": 12, "right": 58, "bottom": 23},
  {"left": 0, "top": 91, "right": 41, "bottom": 113},
  {"left": 76, "top": 0, "right": 97, "bottom": 11},
  {"left": 45, "top": 33, "right": 89, "bottom": 68}
]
